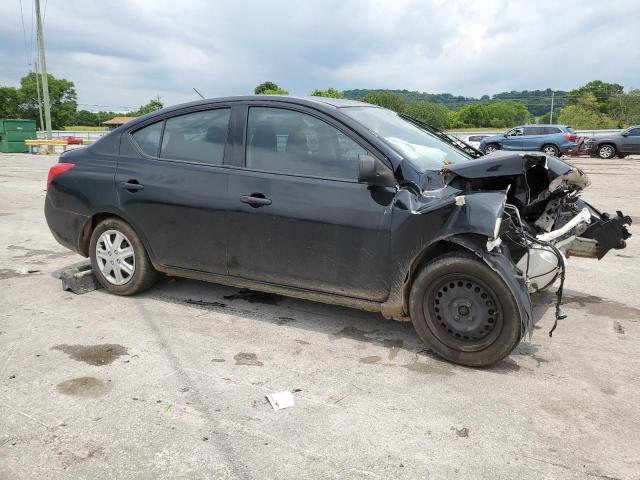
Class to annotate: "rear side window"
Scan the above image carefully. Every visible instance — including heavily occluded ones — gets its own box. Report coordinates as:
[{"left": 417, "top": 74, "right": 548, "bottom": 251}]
[
  {"left": 132, "top": 121, "right": 163, "bottom": 157},
  {"left": 544, "top": 127, "right": 561, "bottom": 134},
  {"left": 245, "top": 107, "right": 366, "bottom": 181},
  {"left": 160, "top": 109, "right": 230, "bottom": 164},
  {"left": 525, "top": 127, "right": 545, "bottom": 135}
]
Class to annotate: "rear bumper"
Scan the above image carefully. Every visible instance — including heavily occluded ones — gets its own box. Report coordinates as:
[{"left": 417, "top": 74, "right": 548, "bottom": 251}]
[{"left": 44, "top": 194, "right": 89, "bottom": 255}]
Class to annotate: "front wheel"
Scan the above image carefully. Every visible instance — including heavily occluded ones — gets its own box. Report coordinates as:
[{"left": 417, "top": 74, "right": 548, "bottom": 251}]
[
  {"left": 409, "top": 252, "right": 521, "bottom": 367},
  {"left": 597, "top": 144, "right": 616, "bottom": 159},
  {"left": 542, "top": 144, "right": 559, "bottom": 157},
  {"left": 483, "top": 144, "right": 499, "bottom": 154},
  {"left": 89, "top": 217, "right": 157, "bottom": 295}
]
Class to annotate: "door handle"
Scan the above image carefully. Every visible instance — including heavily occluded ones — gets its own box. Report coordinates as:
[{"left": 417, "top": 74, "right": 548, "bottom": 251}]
[
  {"left": 240, "top": 194, "right": 272, "bottom": 207},
  {"left": 120, "top": 180, "right": 144, "bottom": 192}
]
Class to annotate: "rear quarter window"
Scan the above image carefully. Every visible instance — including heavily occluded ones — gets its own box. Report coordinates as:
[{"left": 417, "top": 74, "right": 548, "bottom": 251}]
[{"left": 132, "top": 121, "right": 163, "bottom": 157}]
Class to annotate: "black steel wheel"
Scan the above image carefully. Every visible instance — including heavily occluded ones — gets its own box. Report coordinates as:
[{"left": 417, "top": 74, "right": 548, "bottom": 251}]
[{"left": 409, "top": 252, "right": 521, "bottom": 367}]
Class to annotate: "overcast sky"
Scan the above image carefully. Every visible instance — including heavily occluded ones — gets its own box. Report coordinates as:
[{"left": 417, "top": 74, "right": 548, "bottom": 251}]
[{"left": 1, "top": 0, "right": 639, "bottom": 111}]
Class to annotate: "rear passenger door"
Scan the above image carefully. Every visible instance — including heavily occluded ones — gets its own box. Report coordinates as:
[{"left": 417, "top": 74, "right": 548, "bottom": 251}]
[
  {"left": 226, "top": 104, "right": 394, "bottom": 301},
  {"left": 522, "top": 126, "right": 545, "bottom": 150},
  {"left": 116, "top": 107, "right": 232, "bottom": 273}
]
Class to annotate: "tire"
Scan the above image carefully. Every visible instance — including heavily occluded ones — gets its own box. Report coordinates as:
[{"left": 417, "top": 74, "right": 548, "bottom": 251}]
[
  {"left": 597, "top": 144, "right": 616, "bottom": 159},
  {"left": 89, "top": 217, "right": 157, "bottom": 295},
  {"left": 542, "top": 144, "right": 559, "bottom": 157},
  {"left": 409, "top": 252, "right": 521, "bottom": 367},
  {"left": 483, "top": 143, "right": 499, "bottom": 154}
]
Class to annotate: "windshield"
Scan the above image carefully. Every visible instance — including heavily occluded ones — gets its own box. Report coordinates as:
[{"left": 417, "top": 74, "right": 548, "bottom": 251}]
[{"left": 341, "top": 107, "right": 472, "bottom": 170}]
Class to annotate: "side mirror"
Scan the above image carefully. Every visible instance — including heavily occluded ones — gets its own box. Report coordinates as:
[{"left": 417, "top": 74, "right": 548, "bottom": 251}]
[
  {"left": 358, "top": 154, "right": 396, "bottom": 187},
  {"left": 621, "top": 132, "right": 629, "bottom": 137},
  {"left": 503, "top": 133, "right": 508, "bottom": 138}
]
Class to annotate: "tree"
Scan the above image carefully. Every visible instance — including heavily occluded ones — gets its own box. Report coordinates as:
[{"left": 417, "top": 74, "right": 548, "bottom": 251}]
[
  {"left": 258, "top": 88, "right": 288, "bottom": 95},
  {"left": 454, "top": 101, "right": 530, "bottom": 128},
  {"left": 610, "top": 89, "right": 640, "bottom": 126},
  {"left": 255, "top": 81, "right": 282, "bottom": 95},
  {"left": 568, "top": 80, "right": 624, "bottom": 114},
  {"left": 0, "top": 86, "right": 21, "bottom": 118},
  {"left": 361, "top": 91, "right": 405, "bottom": 112},
  {"left": 18, "top": 72, "right": 77, "bottom": 129},
  {"left": 310, "top": 88, "right": 344, "bottom": 99},
  {"left": 131, "top": 97, "right": 164, "bottom": 116},
  {"left": 403, "top": 101, "right": 450, "bottom": 129},
  {"left": 557, "top": 93, "right": 618, "bottom": 129}
]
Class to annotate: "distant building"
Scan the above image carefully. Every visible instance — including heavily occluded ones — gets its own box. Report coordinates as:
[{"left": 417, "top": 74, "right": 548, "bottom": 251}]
[{"left": 102, "top": 116, "right": 137, "bottom": 130}]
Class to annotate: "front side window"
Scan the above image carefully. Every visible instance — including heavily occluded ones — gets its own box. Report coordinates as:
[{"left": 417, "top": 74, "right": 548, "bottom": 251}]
[
  {"left": 506, "top": 127, "right": 524, "bottom": 136},
  {"left": 132, "top": 121, "right": 163, "bottom": 157},
  {"left": 160, "top": 109, "right": 230, "bottom": 164},
  {"left": 341, "top": 106, "right": 471, "bottom": 170},
  {"left": 246, "top": 107, "right": 366, "bottom": 181},
  {"left": 627, "top": 128, "right": 640, "bottom": 136}
]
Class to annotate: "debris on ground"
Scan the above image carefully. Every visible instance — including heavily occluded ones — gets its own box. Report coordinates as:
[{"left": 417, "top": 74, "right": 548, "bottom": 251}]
[
  {"left": 60, "top": 263, "right": 102, "bottom": 294},
  {"left": 266, "top": 391, "right": 295, "bottom": 411}
]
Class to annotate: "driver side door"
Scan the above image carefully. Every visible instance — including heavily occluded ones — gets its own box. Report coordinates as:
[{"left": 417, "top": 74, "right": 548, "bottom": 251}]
[{"left": 502, "top": 127, "right": 524, "bottom": 150}]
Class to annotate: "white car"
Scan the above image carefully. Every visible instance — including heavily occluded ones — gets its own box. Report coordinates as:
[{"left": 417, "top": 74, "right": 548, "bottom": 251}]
[{"left": 459, "top": 134, "right": 489, "bottom": 149}]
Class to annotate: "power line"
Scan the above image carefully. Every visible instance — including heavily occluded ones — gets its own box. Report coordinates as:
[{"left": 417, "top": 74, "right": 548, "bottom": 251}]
[{"left": 18, "top": 0, "right": 30, "bottom": 69}]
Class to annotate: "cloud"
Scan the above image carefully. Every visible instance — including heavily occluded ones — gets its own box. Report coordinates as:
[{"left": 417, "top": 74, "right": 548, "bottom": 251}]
[{"left": 0, "top": 0, "right": 638, "bottom": 110}]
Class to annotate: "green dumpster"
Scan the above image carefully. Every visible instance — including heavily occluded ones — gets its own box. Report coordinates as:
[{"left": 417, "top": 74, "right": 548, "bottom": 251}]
[{"left": 0, "top": 119, "right": 37, "bottom": 153}]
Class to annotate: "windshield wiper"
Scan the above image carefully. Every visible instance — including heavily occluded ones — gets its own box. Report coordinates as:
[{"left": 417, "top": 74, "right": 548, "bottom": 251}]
[{"left": 399, "top": 114, "right": 484, "bottom": 159}]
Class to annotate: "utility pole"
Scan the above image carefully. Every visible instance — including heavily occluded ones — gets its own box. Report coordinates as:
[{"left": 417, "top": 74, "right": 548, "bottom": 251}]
[
  {"left": 35, "top": 0, "right": 53, "bottom": 148},
  {"left": 549, "top": 91, "right": 555, "bottom": 124},
  {"left": 34, "top": 61, "right": 45, "bottom": 132}
]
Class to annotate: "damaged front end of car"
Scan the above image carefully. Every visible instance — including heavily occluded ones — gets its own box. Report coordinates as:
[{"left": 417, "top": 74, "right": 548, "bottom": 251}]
[{"left": 435, "top": 151, "right": 632, "bottom": 337}]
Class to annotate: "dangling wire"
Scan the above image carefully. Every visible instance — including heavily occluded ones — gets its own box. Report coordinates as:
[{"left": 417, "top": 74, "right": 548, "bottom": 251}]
[{"left": 504, "top": 203, "right": 567, "bottom": 337}]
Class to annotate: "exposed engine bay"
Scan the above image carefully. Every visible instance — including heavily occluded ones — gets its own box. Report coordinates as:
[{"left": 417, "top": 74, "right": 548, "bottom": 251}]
[{"left": 439, "top": 151, "right": 632, "bottom": 336}]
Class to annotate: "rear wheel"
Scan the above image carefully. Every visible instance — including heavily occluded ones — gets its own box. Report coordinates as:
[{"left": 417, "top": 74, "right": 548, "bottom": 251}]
[
  {"left": 484, "top": 143, "right": 499, "bottom": 154},
  {"left": 89, "top": 217, "right": 157, "bottom": 295},
  {"left": 409, "top": 252, "right": 521, "bottom": 367},
  {"left": 597, "top": 144, "right": 616, "bottom": 159},
  {"left": 542, "top": 144, "right": 559, "bottom": 157}
]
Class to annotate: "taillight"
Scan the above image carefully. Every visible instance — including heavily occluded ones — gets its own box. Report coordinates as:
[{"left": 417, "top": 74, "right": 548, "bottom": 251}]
[
  {"left": 565, "top": 134, "right": 576, "bottom": 141},
  {"left": 47, "top": 163, "right": 75, "bottom": 189}
]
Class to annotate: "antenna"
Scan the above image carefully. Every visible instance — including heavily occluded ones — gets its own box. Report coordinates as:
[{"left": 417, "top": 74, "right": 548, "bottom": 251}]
[{"left": 193, "top": 88, "right": 205, "bottom": 99}]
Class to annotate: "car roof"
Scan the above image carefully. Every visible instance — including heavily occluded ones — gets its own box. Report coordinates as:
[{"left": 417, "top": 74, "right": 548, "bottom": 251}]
[{"left": 126, "top": 95, "right": 376, "bottom": 129}]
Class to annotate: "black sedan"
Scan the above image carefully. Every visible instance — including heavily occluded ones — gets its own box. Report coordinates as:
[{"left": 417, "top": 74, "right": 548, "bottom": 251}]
[{"left": 45, "top": 96, "right": 632, "bottom": 366}]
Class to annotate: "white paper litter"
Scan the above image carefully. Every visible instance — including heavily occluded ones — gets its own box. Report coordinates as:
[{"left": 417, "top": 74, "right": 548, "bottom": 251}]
[{"left": 266, "top": 391, "right": 295, "bottom": 411}]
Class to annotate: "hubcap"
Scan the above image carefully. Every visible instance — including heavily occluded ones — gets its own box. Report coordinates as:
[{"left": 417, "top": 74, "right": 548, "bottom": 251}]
[
  {"left": 544, "top": 146, "right": 557, "bottom": 156},
  {"left": 599, "top": 145, "right": 614, "bottom": 158},
  {"left": 95, "top": 230, "right": 135, "bottom": 285},
  {"left": 425, "top": 275, "right": 502, "bottom": 352},
  {"left": 485, "top": 145, "right": 496, "bottom": 154}
]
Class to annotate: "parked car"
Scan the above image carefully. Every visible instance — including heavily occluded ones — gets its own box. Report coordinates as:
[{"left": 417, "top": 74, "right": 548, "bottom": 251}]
[
  {"left": 584, "top": 126, "right": 640, "bottom": 159},
  {"left": 44, "top": 96, "right": 631, "bottom": 367},
  {"left": 63, "top": 136, "right": 84, "bottom": 145},
  {"left": 459, "top": 134, "right": 489, "bottom": 149},
  {"left": 479, "top": 125, "right": 578, "bottom": 156}
]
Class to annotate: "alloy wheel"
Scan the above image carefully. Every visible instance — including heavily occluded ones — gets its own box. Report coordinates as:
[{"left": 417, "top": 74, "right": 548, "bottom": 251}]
[
  {"left": 598, "top": 145, "right": 615, "bottom": 159},
  {"left": 95, "top": 229, "right": 135, "bottom": 285}
]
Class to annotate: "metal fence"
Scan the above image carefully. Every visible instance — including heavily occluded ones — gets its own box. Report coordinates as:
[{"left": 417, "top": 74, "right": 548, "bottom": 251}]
[
  {"left": 447, "top": 129, "right": 622, "bottom": 139},
  {"left": 38, "top": 128, "right": 624, "bottom": 144}
]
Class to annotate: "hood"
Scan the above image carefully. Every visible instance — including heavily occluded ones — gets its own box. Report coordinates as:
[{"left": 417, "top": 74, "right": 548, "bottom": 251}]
[{"left": 440, "top": 151, "right": 590, "bottom": 210}]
